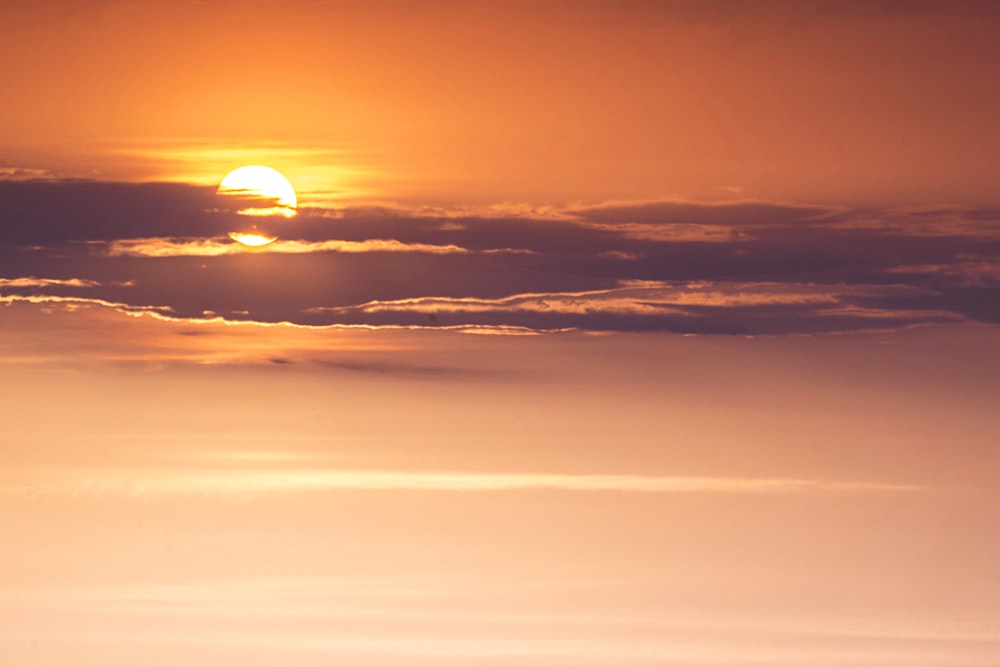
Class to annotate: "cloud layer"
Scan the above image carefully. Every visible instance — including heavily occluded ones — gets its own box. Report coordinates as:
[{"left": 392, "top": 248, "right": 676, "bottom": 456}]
[{"left": 1, "top": 179, "right": 997, "bottom": 334}]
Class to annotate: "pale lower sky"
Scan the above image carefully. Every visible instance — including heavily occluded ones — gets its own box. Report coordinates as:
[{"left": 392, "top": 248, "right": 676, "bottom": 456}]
[{"left": 1, "top": 303, "right": 998, "bottom": 666}]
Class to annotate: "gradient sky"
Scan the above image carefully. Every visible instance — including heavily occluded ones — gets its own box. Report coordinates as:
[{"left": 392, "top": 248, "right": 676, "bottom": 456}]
[{"left": 2, "top": 2, "right": 999, "bottom": 666}]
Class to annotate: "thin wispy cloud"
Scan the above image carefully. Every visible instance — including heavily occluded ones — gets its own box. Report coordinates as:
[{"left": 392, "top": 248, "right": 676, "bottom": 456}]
[
  {"left": 4, "top": 467, "right": 924, "bottom": 498},
  {"left": 302, "top": 282, "right": 964, "bottom": 333},
  {"left": 886, "top": 257, "right": 1000, "bottom": 286},
  {"left": 0, "top": 166, "right": 57, "bottom": 181},
  {"left": 0, "top": 293, "right": 171, "bottom": 316},
  {"left": 16, "top": 577, "right": 998, "bottom": 650},
  {"left": 105, "top": 237, "right": 476, "bottom": 257},
  {"left": 0, "top": 277, "right": 100, "bottom": 288},
  {"left": 313, "top": 283, "right": 850, "bottom": 315},
  {"left": 580, "top": 221, "right": 746, "bottom": 243}
]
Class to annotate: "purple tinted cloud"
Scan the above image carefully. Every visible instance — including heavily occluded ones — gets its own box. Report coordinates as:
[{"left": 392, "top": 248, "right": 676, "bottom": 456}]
[{"left": 1, "top": 179, "right": 997, "bottom": 333}]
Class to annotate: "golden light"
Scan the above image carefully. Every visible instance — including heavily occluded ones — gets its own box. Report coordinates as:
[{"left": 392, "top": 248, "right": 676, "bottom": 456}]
[{"left": 218, "top": 166, "right": 297, "bottom": 218}]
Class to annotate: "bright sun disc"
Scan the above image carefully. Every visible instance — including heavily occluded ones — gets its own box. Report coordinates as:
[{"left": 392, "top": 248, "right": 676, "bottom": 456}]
[
  {"left": 218, "top": 166, "right": 297, "bottom": 218},
  {"left": 228, "top": 232, "right": 277, "bottom": 247}
]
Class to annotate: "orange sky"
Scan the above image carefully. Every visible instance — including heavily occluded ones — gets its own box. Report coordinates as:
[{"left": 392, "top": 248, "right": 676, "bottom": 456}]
[{"left": 3, "top": 0, "right": 1000, "bottom": 204}]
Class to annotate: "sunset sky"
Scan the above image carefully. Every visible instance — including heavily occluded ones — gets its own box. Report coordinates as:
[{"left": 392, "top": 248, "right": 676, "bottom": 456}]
[{"left": 2, "top": 1, "right": 999, "bottom": 665}]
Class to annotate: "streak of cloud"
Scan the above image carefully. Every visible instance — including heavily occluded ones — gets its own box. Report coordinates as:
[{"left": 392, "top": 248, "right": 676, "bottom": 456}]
[
  {"left": 104, "top": 237, "right": 482, "bottom": 258},
  {"left": 302, "top": 282, "right": 964, "bottom": 333},
  {"left": 0, "top": 277, "right": 100, "bottom": 288},
  {"left": 3, "top": 467, "right": 924, "bottom": 499}
]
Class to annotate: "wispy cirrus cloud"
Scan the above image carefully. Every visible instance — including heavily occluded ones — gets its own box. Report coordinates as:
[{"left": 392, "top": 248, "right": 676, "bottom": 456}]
[
  {"left": 302, "top": 281, "right": 964, "bottom": 333},
  {"left": 0, "top": 277, "right": 100, "bottom": 288},
  {"left": 886, "top": 256, "right": 1000, "bottom": 286},
  {"left": 0, "top": 293, "right": 171, "bottom": 316},
  {"left": 0, "top": 166, "right": 58, "bottom": 181},
  {"left": 569, "top": 199, "right": 844, "bottom": 226},
  {"left": 580, "top": 222, "right": 746, "bottom": 243},
  {"left": 312, "top": 282, "right": 848, "bottom": 315},
  {"left": 3, "top": 466, "right": 923, "bottom": 499},
  {"left": 105, "top": 237, "right": 480, "bottom": 258}
]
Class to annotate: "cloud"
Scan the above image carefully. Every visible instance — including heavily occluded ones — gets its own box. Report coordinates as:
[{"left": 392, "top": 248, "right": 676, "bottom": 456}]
[
  {"left": 583, "top": 222, "right": 745, "bottom": 243},
  {"left": 0, "top": 277, "right": 99, "bottom": 288},
  {"left": 569, "top": 199, "right": 843, "bottom": 226},
  {"left": 0, "top": 166, "right": 57, "bottom": 181},
  {"left": 0, "top": 180, "right": 225, "bottom": 245},
  {"left": 3, "top": 465, "right": 923, "bottom": 498},
  {"left": 0, "top": 293, "right": 171, "bottom": 317},
  {"left": 887, "top": 257, "right": 1000, "bottom": 287},
  {"left": 105, "top": 237, "right": 476, "bottom": 258},
  {"left": 0, "top": 298, "right": 532, "bottom": 371},
  {"left": 1, "top": 178, "right": 998, "bottom": 334},
  {"left": 302, "top": 282, "right": 963, "bottom": 334}
]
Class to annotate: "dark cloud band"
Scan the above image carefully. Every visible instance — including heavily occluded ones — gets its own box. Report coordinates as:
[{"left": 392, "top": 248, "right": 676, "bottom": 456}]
[{"left": 1, "top": 179, "right": 997, "bottom": 334}]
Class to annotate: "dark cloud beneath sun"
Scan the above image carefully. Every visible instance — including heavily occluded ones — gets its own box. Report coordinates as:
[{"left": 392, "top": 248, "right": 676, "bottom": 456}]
[{"left": 0, "top": 178, "right": 998, "bottom": 334}]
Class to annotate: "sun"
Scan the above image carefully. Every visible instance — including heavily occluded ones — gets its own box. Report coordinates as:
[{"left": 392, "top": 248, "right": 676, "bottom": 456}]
[
  {"left": 218, "top": 166, "right": 296, "bottom": 247},
  {"left": 218, "top": 166, "right": 297, "bottom": 218},
  {"left": 228, "top": 232, "right": 278, "bottom": 247}
]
